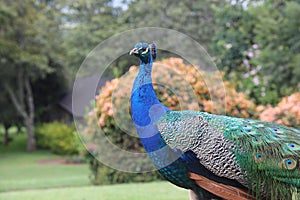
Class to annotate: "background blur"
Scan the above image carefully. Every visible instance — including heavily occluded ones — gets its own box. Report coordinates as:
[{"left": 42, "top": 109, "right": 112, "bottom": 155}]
[{"left": 0, "top": 0, "right": 299, "bottom": 200}]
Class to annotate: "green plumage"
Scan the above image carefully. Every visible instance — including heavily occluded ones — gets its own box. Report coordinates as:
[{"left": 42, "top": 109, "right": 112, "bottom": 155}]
[{"left": 156, "top": 110, "right": 300, "bottom": 199}]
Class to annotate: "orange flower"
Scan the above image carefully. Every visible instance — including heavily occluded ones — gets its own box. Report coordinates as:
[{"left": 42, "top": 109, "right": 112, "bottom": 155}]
[
  {"left": 87, "top": 57, "right": 259, "bottom": 138},
  {"left": 259, "top": 92, "right": 300, "bottom": 127}
]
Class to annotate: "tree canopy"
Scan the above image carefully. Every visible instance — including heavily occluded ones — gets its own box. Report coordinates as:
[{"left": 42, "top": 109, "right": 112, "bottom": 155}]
[
  {"left": 0, "top": 0, "right": 66, "bottom": 151},
  {"left": 0, "top": 0, "right": 299, "bottom": 151},
  {"left": 211, "top": 0, "right": 300, "bottom": 105}
]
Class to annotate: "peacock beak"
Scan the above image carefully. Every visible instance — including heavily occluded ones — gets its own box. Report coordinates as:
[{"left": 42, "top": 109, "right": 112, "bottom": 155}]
[{"left": 129, "top": 48, "right": 139, "bottom": 55}]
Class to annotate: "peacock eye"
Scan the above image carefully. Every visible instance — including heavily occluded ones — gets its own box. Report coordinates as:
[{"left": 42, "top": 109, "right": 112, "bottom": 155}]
[
  {"left": 253, "top": 153, "right": 264, "bottom": 162},
  {"left": 282, "top": 158, "right": 297, "bottom": 170},
  {"left": 141, "top": 47, "right": 149, "bottom": 54}
]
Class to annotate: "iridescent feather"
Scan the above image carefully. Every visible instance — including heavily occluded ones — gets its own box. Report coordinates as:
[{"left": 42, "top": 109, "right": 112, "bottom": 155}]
[{"left": 157, "top": 110, "right": 300, "bottom": 199}]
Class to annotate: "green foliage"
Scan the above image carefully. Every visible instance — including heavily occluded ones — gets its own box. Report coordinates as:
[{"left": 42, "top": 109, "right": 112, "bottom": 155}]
[
  {"left": 62, "top": 0, "right": 225, "bottom": 78},
  {"left": 0, "top": 0, "right": 68, "bottom": 151},
  {"left": 0, "top": 132, "right": 27, "bottom": 153},
  {"left": 211, "top": 1, "right": 300, "bottom": 105},
  {"left": 62, "top": 0, "right": 124, "bottom": 77},
  {"left": 211, "top": 4, "right": 254, "bottom": 72},
  {"left": 35, "top": 122, "right": 82, "bottom": 155},
  {"left": 0, "top": 0, "right": 64, "bottom": 79},
  {"left": 250, "top": 1, "right": 300, "bottom": 98},
  {"left": 121, "top": 0, "right": 224, "bottom": 50}
]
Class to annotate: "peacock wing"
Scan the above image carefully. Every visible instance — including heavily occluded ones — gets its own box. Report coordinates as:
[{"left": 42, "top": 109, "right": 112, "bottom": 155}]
[{"left": 156, "top": 110, "right": 246, "bottom": 184}]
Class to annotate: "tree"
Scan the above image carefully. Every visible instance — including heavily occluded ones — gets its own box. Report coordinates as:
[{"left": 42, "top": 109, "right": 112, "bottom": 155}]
[
  {"left": 121, "top": 0, "right": 225, "bottom": 50},
  {"left": 0, "top": 0, "right": 65, "bottom": 151},
  {"left": 211, "top": 0, "right": 300, "bottom": 105},
  {"left": 0, "top": 88, "right": 22, "bottom": 145},
  {"left": 61, "top": 0, "right": 124, "bottom": 77},
  {"left": 250, "top": 1, "right": 300, "bottom": 100},
  {"left": 61, "top": 0, "right": 226, "bottom": 78}
]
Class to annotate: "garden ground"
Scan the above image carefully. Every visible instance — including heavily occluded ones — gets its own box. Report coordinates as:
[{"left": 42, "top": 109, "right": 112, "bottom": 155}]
[{"left": 0, "top": 133, "right": 187, "bottom": 200}]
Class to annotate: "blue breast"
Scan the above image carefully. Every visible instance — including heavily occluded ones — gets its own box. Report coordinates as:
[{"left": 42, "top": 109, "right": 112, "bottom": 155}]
[{"left": 130, "top": 81, "right": 197, "bottom": 189}]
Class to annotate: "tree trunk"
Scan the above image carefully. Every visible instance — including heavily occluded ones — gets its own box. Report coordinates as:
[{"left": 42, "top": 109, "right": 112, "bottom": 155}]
[
  {"left": 4, "top": 125, "right": 10, "bottom": 145},
  {"left": 24, "top": 73, "right": 36, "bottom": 152},
  {"left": 25, "top": 118, "right": 36, "bottom": 152},
  {"left": 4, "top": 70, "right": 36, "bottom": 152}
]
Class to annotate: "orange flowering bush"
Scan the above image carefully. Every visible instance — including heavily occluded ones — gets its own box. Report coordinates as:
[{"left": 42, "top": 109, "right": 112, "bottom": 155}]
[
  {"left": 258, "top": 92, "right": 300, "bottom": 128},
  {"left": 91, "top": 57, "right": 257, "bottom": 133},
  {"left": 157, "top": 58, "right": 256, "bottom": 118},
  {"left": 86, "top": 58, "right": 257, "bottom": 145}
]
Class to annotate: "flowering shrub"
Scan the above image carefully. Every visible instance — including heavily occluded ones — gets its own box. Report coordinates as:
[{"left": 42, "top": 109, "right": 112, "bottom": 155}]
[
  {"left": 84, "top": 58, "right": 258, "bottom": 184},
  {"left": 258, "top": 92, "right": 300, "bottom": 128},
  {"left": 93, "top": 58, "right": 256, "bottom": 128}
]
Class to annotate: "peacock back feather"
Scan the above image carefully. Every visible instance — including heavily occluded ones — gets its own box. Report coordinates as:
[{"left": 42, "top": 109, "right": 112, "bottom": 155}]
[{"left": 157, "top": 110, "right": 300, "bottom": 199}]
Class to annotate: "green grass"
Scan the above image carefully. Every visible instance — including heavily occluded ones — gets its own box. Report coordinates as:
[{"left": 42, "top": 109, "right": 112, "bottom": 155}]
[
  {"left": 0, "top": 182, "right": 188, "bottom": 200},
  {"left": 0, "top": 150, "right": 90, "bottom": 192},
  {"left": 0, "top": 131, "right": 189, "bottom": 200},
  {"left": 0, "top": 131, "right": 27, "bottom": 153},
  {"left": 0, "top": 133, "right": 90, "bottom": 192}
]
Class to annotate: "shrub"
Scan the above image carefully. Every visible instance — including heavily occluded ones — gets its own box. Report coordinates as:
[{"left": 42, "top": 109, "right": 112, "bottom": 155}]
[
  {"left": 258, "top": 92, "right": 300, "bottom": 128},
  {"left": 85, "top": 151, "right": 162, "bottom": 185},
  {"left": 36, "top": 122, "right": 82, "bottom": 155},
  {"left": 83, "top": 58, "right": 258, "bottom": 185}
]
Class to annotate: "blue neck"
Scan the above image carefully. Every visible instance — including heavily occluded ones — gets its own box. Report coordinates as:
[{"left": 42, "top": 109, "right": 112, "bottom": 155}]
[
  {"left": 130, "top": 59, "right": 169, "bottom": 151},
  {"left": 132, "top": 60, "right": 155, "bottom": 105}
]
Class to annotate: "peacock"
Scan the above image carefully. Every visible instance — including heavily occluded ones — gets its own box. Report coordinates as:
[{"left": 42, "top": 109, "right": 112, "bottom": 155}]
[{"left": 129, "top": 42, "right": 300, "bottom": 200}]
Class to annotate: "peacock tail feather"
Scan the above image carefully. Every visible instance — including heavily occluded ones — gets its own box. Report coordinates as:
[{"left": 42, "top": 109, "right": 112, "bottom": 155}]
[{"left": 157, "top": 110, "right": 300, "bottom": 199}]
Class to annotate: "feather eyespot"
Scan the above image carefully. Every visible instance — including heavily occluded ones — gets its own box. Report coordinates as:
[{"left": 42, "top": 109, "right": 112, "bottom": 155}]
[
  {"left": 282, "top": 158, "right": 297, "bottom": 170},
  {"left": 286, "top": 143, "right": 300, "bottom": 151},
  {"left": 254, "top": 153, "right": 264, "bottom": 162},
  {"left": 289, "top": 143, "right": 295, "bottom": 148},
  {"left": 288, "top": 143, "right": 299, "bottom": 148},
  {"left": 272, "top": 128, "right": 284, "bottom": 134},
  {"left": 252, "top": 137, "right": 262, "bottom": 144}
]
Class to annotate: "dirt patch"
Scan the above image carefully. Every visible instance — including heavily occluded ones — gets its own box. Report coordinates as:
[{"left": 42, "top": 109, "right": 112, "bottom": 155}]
[{"left": 37, "top": 158, "right": 83, "bottom": 165}]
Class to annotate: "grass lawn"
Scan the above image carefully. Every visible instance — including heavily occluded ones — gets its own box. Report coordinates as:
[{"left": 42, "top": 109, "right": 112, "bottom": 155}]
[
  {"left": 0, "top": 182, "right": 188, "bottom": 200},
  {"left": 0, "top": 132, "right": 189, "bottom": 200},
  {"left": 0, "top": 133, "right": 90, "bottom": 192},
  {"left": 0, "top": 151, "right": 90, "bottom": 192}
]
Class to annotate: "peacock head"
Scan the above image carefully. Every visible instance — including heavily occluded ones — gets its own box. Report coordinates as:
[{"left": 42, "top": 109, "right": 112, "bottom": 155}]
[{"left": 129, "top": 42, "right": 156, "bottom": 63}]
